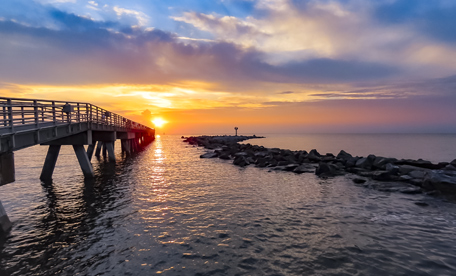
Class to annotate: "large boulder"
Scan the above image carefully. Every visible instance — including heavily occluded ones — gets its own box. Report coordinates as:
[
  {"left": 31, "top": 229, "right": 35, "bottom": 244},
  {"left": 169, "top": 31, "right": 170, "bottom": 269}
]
[
  {"left": 451, "top": 159, "right": 456, "bottom": 167},
  {"left": 386, "top": 163, "right": 400, "bottom": 175},
  {"left": 219, "top": 153, "right": 231, "bottom": 160},
  {"left": 233, "top": 156, "right": 250, "bottom": 167},
  {"left": 423, "top": 170, "right": 456, "bottom": 194},
  {"left": 336, "top": 150, "right": 353, "bottom": 160},
  {"left": 315, "top": 162, "right": 341, "bottom": 177},
  {"left": 398, "top": 165, "right": 429, "bottom": 175},
  {"left": 336, "top": 150, "right": 353, "bottom": 161},
  {"left": 293, "top": 164, "right": 314, "bottom": 174},
  {"left": 255, "top": 157, "right": 268, "bottom": 167},
  {"left": 408, "top": 170, "right": 426, "bottom": 179},
  {"left": 371, "top": 171, "right": 393, "bottom": 181},
  {"left": 345, "top": 156, "right": 360, "bottom": 168},
  {"left": 373, "top": 157, "right": 397, "bottom": 170},
  {"left": 355, "top": 155, "right": 376, "bottom": 170},
  {"left": 307, "top": 149, "right": 322, "bottom": 162}
]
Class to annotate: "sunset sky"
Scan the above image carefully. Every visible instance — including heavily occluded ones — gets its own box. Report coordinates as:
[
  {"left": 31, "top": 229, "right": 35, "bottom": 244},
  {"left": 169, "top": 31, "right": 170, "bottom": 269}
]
[{"left": 1, "top": 0, "right": 456, "bottom": 134}]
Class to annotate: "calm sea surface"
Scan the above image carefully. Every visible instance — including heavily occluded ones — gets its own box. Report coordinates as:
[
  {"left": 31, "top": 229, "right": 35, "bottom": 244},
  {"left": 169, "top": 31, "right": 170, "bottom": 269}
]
[{"left": 0, "top": 134, "right": 456, "bottom": 275}]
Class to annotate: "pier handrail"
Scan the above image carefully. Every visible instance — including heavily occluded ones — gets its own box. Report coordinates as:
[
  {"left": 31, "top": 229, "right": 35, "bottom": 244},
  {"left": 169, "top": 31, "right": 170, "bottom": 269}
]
[{"left": 0, "top": 97, "right": 152, "bottom": 135}]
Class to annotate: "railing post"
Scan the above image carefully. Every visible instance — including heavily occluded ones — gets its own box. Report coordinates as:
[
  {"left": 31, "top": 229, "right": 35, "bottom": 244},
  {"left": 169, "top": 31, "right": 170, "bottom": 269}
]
[
  {"left": 21, "top": 106, "right": 24, "bottom": 124},
  {"left": 7, "top": 99, "right": 13, "bottom": 132},
  {"left": 41, "top": 106, "right": 44, "bottom": 123},
  {"left": 2, "top": 105, "right": 6, "bottom": 127},
  {"left": 52, "top": 101, "right": 56, "bottom": 125},
  {"left": 77, "top": 103, "right": 80, "bottom": 122},
  {"left": 33, "top": 100, "right": 39, "bottom": 128}
]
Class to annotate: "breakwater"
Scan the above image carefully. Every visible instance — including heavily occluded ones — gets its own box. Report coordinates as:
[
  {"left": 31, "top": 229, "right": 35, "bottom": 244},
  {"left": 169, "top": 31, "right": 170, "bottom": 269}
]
[{"left": 183, "top": 135, "right": 456, "bottom": 197}]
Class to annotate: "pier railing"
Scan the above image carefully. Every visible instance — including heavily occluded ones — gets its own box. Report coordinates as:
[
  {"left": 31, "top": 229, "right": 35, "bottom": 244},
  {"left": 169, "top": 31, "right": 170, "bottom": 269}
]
[{"left": 0, "top": 97, "right": 151, "bottom": 135}]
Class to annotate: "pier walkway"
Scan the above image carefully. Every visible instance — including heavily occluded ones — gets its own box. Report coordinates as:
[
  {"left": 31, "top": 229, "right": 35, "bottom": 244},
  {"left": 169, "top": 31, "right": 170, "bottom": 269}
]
[{"left": 0, "top": 97, "right": 155, "bottom": 232}]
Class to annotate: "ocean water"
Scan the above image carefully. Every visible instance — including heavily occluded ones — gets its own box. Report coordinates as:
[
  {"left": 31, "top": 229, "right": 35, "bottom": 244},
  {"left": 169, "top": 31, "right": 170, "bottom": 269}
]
[
  {"left": 241, "top": 133, "right": 456, "bottom": 163},
  {"left": 0, "top": 134, "right": 456, "bottom": 275}
]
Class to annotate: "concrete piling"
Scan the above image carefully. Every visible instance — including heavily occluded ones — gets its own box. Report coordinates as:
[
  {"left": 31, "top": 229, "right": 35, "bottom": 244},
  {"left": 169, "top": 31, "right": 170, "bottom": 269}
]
[
  {"left": 106, "top": 142, "right": 116, "bottom": 162},
  {"left": 40, "top": 145, "right": 61, "bottom": 181},
  {"left": 73, "top": 145, "right": 94, "bottom": 178},
  {"left": 0, "top": 152, "right": 15, "bottom": 186},
  {"left": 95, "top": 141, "right": 102, "bottom": 157},
  {"left": 87, "top": 144, "right": 95, "bottom": 161},
  {"left": 0, "top": 200, "right": 12, "bottom": 233}
]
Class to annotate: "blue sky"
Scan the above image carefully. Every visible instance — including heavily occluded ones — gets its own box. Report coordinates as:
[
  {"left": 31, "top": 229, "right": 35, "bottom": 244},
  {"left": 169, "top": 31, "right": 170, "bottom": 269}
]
[{"left": 1, "top": 0, "right": 456, "bottom": 133}]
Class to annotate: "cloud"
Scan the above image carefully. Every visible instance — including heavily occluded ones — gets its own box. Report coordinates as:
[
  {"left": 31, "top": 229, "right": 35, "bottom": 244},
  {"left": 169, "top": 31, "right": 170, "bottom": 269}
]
[
  {"left": 112, "top": 6, "right": 149, "bottom": 26},
  {"left": 278, "top": 91, "right": 294, "bottom": 94},
  {"left": 174, "top": 0, "right": 456, "bottom": 78}
]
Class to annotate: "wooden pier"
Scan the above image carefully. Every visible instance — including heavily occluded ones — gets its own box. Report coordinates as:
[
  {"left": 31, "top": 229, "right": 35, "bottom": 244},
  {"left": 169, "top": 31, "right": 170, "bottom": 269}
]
[{"left": 0, "top": 97, "right": 155, "bottom": 232}]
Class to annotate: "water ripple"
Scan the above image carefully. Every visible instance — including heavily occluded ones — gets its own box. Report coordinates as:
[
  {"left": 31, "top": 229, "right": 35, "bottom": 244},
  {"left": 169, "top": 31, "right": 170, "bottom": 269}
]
[{"left": 0, "top": 136, "right": 456, "bottom": 275}]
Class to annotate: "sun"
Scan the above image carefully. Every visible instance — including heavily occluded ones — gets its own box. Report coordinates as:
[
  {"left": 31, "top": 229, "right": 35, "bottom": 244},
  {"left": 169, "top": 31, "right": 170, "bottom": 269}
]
[{"left": 152, "top": 117, "right": 167, "bottom": 127}]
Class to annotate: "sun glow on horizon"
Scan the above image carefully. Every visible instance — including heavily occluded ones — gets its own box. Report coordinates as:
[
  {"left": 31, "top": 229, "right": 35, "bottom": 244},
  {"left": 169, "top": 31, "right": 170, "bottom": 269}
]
[{"left": 152, "top": 117, "right": 168, "bottom": 128}]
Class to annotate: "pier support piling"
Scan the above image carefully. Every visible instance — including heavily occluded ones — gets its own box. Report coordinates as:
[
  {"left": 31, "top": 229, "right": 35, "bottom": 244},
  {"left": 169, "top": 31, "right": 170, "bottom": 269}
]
[
  {"left": 102, "top": 142, "right": 107, "bottom": 157},
  {"left": 73, "top": 145, "right": 94, "bottom": 178},
  {"left": 87, "top": 144, "right": 95, "bottom": 161},
  {"left": 0, "top": 200, "right": 12, "bottom": 233},
  {"left": 95, "top": 141, "right": 102, "bottom": 157},
  {"left": 40, "top": 145, "right": 61, "bottom": 181},
  {"left": 106, "top": 142, "right": 116, "bottom": 162},
  {"left": 0, "top": 152, "right": 15, "bottom": 186}
]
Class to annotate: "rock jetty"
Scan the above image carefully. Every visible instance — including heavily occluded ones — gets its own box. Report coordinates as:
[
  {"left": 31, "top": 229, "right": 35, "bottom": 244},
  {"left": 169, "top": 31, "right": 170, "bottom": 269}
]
[{"left": 183, "top": 135, "right": 456, "bottom": 197}]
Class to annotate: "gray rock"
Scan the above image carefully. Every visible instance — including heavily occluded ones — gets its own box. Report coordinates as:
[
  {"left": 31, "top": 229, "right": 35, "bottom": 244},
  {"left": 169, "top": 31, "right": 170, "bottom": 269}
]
[
  {"left": 399, "top": 175, "right": 413, "bottom": 181},
  {"left": 451, "top": 159, "right": 456, "bottom": 167},
  {"left": 444, "top": 164, "right": 456, "bottom": 171},
  {"left": 409, "top": 179, "right": 424, "bottom": 187},
  {"left": 315, "top": 162, "right": 331, "bottom": 176},
  {"left": 371, "top": 171, "right": 393, "bottom": 181},
  {"left": 321, "top": 156, "right": 337, "bottom": 162},
  {"left": 284, "top": 164, "right": 300, "bottom": 171},
  {"left": 386, "top": 163, "right": 400, "bottom": 174},
  {"left": 423, "top": 171, "right": 456, "bottom": 194},
  {"left": 246, "top": 157, "right": 255, "bottom": 164},
  {"left": 219, "top": 154, "right": 231, "bottom": 160},
  {"left": 345, "top": 157, "right": 360, "bottom": 168},
  {"left": 373, "top": 157, "right": 397, "bottom": 170},
  {"left": 255, "top": 157, "right": 267, "bottom": 167},
  {"left": 254, "top": 151, "right": 269, "bottom": 158},
  {"left": 267, "top": 159, "right": 278, "bottom": 167},
  {"left": 398, "top": 165, "right": 429, "bottom": 175},
  {"left": 315, "top": 162, "right": 341, "bottom": 176},
  {"left": 278, "top": 160, "right": 289, "bottom": 166},
  {"left": 408, "top": 170, "right": 426, "bottom": 179},
  {"left": 307, "top": 149, "right": 322, "bottom": 162},
  {"left": 233, "top": 156, "right": 249, "bottom": 167},
  {"left": 355, "top": 155, "right": 376, "bottom": 170},
  {"left": 293, "top": 164, "right": 314, "bottom": 174},
  {"left": 336, "top": 150, "right": 353, "bottom": 161},
  {"left": 200, "top": 152, "right": 218, "bottom": 158}
]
